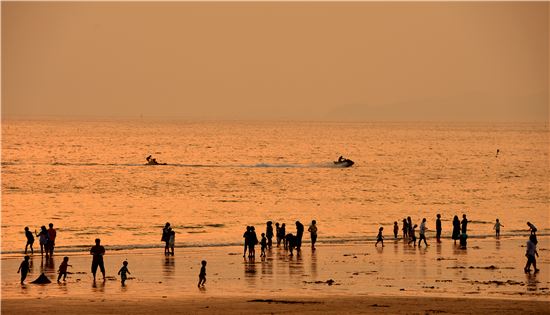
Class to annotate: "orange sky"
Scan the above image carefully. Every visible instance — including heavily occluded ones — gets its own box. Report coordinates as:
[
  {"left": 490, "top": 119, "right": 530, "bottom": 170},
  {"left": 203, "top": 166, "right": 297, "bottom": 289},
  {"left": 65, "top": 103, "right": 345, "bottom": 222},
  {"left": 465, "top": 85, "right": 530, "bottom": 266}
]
[{"left": 2, "top": 2, "right": 548, "bottom": 121}]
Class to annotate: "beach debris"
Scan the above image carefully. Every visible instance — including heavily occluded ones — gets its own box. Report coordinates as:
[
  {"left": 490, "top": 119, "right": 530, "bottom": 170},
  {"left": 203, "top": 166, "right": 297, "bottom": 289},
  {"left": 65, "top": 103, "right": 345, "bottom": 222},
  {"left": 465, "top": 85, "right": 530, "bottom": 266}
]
[
  {"left": 470, "top": 280, "right": 523, "bottom": 286},
  {"left": 248, "top": 299, "right": 322, "bottom": 304},
  {"left": 31, "top": 273, "right": 51, "bottom": 284},
  {"left": 370, "top": 304, "right": 389, "bottom": 307},
  {"left": 303, "top": 279, "right": 336, "bottom": 286}
]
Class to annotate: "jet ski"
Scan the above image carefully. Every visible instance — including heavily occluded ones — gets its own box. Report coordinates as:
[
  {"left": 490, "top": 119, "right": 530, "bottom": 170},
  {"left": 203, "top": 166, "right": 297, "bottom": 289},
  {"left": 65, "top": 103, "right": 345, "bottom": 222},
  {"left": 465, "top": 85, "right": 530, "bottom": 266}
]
[
  {"left": 333, "top": 157, "right": 354, "bottom": 167},
  {"left": 146, "top": 155, "right": 167, "bottom": 165}
]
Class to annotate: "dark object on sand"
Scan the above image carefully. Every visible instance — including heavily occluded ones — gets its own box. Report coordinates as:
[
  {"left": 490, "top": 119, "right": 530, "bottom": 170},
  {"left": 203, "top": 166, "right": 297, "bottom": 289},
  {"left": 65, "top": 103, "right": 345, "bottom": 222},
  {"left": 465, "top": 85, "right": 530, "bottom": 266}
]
[
  {"left": 31, "top": 273, "right": 52, "bottom": 284},
  {"left": 334, "top": 157, "right": 354, "bottom": 167},
  {"left": 146, "top": 155, "right": 167, "bottom": 165}
]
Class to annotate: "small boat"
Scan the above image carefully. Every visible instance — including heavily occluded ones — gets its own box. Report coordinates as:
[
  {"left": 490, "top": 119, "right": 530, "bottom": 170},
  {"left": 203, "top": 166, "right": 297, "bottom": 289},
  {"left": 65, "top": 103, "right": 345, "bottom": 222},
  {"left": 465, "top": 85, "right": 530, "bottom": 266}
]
[{"left": 333, "top": 158, "right": 354, "bottom": 167}]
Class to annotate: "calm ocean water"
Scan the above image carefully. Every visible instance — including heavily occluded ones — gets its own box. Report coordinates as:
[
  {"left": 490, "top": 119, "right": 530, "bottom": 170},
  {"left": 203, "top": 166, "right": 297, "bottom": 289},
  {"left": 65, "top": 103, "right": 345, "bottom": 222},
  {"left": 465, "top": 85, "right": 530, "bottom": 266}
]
[{"left": 1, "top": 120, "right": 548, "bottom": 253}]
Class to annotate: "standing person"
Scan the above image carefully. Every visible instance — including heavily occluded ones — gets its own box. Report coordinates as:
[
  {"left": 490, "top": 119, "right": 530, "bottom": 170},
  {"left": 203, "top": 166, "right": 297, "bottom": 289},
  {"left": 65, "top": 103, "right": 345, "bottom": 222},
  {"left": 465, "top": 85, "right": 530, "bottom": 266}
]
[
  {"left": 17, "top": 255, "right": 31, "bottom": 284},
  {"left": 461, "top": 214, "right": 468, "bottom": 234},
  {"left": 393, "top": 221, "right": 399, "bottom": 239},
  {"left": 118, "top": 261, "right": 131, "bottom": 286},
  {"left": 169, "top": 230, "right": 175, "bottom": 256},
  {"left": 408, "top": 224, "right": 418, "bottom": 246},
  {"left": 36, "top": 226, "right": 49, "bottom": 258},
  {"left": 197, "top": 260, "right": 207, "bottom": 287},
  {"left": 248, "top": 226, "right": 258, "bottom": 258},
  {"left": 435, "top": 214, "right": 442, "bottom": 243},
  {"left": 407, "top": 217, "right": 413, "bottom": 240},
  {"left": 280, "top": 223, "right": 287, "bottom": 249},
  {"left": 47, "top": 223, "right": 57, "bottom": 256},
  {"left": 161, "top": 223, "right": 172, "bottom": 256},
  {"left": 90, "top": 238, "right": 106, "bottom": 281},
  {"left": 375, "top": 227, "right": 384, "bottom": 247},
  {"left": 308, "top": 220, "right": 318, "bottom": 250},
  {"left": 452, "top": 216, "right": 460, "bottom": 244},
  {"left": 260, "top": 233, "right": 267, "bottom": 257},
  {"left": 243, "top": 226, "right": 250, "bottom": 257},
  {"left": 524, "top": 235, "right": 539, "bottom": 273},
  {"left": 402, "top": 218, "right": 408, "bottom": 239},
  {"left": 57, "top": 256, "right": 72, "bottom": 282},
  {"left": 266, "top": 221, "right": 274, "bottom": 249},
  {"left": 275, "top": 223, "right": 282, "bottom": 247},
  {"left": 24, "top": 227, "right": 34, "bottom": 255},
  {"left": 295, "top": 221, "right": 304, "bottom": 255},
  {"left": 418, "top": 218, "right": 428, "bottom": 247},
  {"left": 494, "top": 219, "right": 503, "bottom": 238}
]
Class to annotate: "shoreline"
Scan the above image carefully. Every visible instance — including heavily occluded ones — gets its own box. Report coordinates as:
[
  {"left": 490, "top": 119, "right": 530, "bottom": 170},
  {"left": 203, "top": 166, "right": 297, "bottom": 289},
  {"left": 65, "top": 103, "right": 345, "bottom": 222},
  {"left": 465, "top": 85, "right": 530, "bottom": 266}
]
[{"left": 2, "top": 232, "right": 548, "bottom": 257}]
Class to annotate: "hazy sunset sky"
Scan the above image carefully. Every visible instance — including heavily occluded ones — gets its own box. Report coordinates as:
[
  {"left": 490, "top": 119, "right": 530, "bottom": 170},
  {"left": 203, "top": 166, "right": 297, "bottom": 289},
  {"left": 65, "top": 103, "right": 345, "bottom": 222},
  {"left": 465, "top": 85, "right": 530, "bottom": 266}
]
[{"left": 2, "top": 2, "right": 548, "bottom": 121}]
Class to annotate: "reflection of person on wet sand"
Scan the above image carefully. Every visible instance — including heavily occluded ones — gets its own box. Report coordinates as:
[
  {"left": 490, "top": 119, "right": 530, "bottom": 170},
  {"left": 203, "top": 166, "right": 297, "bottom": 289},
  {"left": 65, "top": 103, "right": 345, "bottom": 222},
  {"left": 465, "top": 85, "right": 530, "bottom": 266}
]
[
  {"left": 17, "top": 255, "right": 30, "bottom": 284},
  {"left": 90, "top": 238, "right": 106, "bottom": 281}
]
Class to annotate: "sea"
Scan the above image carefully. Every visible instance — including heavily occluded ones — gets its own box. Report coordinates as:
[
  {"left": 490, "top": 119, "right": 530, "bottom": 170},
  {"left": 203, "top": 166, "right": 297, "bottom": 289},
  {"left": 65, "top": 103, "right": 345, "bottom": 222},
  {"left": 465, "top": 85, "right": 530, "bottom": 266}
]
[{"left": 1, "top": 119, "right": 548, "bottom": 254}]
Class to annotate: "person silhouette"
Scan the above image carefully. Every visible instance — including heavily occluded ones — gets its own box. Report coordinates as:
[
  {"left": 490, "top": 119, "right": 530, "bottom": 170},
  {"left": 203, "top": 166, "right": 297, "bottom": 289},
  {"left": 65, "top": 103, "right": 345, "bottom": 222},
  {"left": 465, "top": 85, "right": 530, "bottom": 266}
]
[
  {"left": 198, "top": 260, "right": 207, "bottom": 287},
  {"left": 57, "top": 256, "right": 72, "bottom": 282},
  {"left": 24, "top": 227, "right": 35, "bottom": 255},
  {"left": 17, "top": 255, "right": 31, "bottom": 284},
  {"left": 118, "top": 261, "right": 131, "bottom": 286},
  {"left": 295, "top": 221, "right": 304, "bottom": 255},
  {"left": 90, "top": 238, "right": 106, "bottom": 281}
]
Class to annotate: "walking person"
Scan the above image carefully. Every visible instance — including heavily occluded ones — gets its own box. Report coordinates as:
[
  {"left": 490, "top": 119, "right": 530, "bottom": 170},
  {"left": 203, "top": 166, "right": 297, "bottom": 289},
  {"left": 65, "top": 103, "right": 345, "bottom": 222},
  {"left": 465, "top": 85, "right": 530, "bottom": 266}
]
[
  {"left": 393, "top": 221, "right": 399, "bottom": 239},
  {"left": 118, "top": 261, "right": 131, "bottom": 286},
  {"left": 418, "top": 218, "right": 428, "bottom": 247},
  {"left": 57, "top": 256, "right": 72, "bottom": 282},
  {"left": 402, "top": 218, "right": 408, "bottom": 239},
  {"left": 375, "top": 227, "right": 384, "bottom": 247},
  {"left": 452, "top": 215, "right": 460, "bottom": 244},
  {"left": 169, "top": 230, "right": 175, "bottom": 256},
  {"left": 407, "top": 217, "right": 413, "bottom": 240},
  {"left": 408, "top": 224, "right": 418, "bottom": 246},
  {"left": 47, "top": 223, "right": 57, "bottom": 256},
  {"left": 435, "top": 214, "right": 442, "bottom": 243},
  {"left": 17, "top": 255, "right": 31, "bottom": 284},
  {"left": 524, "top": 235, "right": 539, "bottom": 273},
  {"left": 308, "top": 220, "right": 318, "bottom": 250},
  {"left": 260, "top": 233, "right": 267, "bottom": 257},
  {"left": 24, "top": 227, "right": 35, "bottom": 255},
  {"left": 90, "top": 238, "right": 106, "bottom": 281},
  {"left": 197, "top": 260, "right": 207, "bottom": 287}
]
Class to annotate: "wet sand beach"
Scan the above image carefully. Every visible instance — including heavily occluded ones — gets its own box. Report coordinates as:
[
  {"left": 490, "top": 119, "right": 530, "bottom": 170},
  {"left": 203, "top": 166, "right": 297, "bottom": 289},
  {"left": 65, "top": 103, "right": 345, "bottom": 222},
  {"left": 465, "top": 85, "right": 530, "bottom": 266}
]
[{"left": 2, "top": 237, "right": 549, "bottom": 314}]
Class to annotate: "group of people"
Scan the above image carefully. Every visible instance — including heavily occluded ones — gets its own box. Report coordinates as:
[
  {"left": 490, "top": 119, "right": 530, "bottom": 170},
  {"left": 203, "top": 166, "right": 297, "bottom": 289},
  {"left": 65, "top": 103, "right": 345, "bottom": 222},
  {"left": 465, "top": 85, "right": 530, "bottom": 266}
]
[
  {"left": 17, "top": 217, "right": 541, "bottom": 286},
  {"left": 242, "top": 220, "right": 318, "bottom": 258},
  {"left": 24, "top": 223, "right": 57, "bottom": 258}
]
